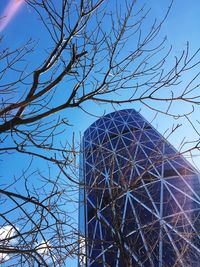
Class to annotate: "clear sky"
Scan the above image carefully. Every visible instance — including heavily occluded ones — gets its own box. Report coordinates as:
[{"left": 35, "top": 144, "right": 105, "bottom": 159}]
[{"left": 1, "top": 0, "right": 200, "bottom": 266}]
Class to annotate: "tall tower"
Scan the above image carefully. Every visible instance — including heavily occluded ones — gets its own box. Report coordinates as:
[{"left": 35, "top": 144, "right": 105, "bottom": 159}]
[{"left": 79, "top": 109, "right": 200, "bottom": 266}]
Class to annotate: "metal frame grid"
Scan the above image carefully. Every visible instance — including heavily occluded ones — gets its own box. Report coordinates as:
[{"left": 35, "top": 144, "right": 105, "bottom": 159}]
[{"left": 81, "top": 109, "right": 200, "bottom": 267}]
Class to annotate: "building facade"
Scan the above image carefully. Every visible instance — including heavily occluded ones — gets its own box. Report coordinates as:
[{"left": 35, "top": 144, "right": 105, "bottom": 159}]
[{"left": 79, "top": 109, "right": 200, "bottom": 266}]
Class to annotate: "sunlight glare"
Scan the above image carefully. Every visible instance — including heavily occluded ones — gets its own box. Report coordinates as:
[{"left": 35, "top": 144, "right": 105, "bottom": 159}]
[{"left": 0, "top": 0, "right": 25, "bottom": 33}]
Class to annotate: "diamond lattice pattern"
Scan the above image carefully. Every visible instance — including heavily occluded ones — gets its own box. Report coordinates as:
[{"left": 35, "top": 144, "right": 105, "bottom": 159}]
[{"left": 83, "top": 109, "right": 200, "bottom": 267}]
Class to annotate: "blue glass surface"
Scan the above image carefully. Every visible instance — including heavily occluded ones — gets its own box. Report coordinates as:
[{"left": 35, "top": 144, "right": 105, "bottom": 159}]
[{"left": 80, "top": 109, "right": 200, "bottom": 267}]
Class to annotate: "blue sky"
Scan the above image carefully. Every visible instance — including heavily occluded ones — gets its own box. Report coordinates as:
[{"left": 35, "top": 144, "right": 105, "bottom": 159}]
[{"left": 1, "top": 0, "right": 200, "bottom": 266}]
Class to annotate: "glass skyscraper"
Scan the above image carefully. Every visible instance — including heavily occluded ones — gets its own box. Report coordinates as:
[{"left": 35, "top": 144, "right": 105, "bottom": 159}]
[{"left": 79, "top": 109, "right": 200, "bottom": 266}]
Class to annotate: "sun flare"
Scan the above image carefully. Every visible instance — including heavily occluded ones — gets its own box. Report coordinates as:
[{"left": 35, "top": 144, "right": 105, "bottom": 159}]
[{"left": 0, "top": 0, "right": 25, "bottom": 33}]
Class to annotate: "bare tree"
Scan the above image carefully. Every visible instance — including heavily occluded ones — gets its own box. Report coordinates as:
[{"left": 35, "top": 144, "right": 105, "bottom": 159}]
[{"left": 1, "top": 0, "right": 200, "bottom": 266}]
